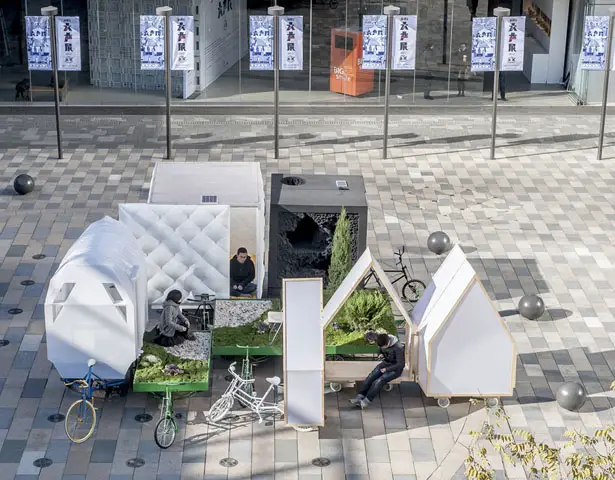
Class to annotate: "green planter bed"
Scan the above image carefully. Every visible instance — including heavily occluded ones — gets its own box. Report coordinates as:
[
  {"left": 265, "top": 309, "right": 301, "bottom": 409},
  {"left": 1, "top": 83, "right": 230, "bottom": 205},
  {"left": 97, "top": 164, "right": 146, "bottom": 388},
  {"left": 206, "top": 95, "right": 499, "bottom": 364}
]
[{"left": 133, "top": 343, "right": 210, "bottom": 393}]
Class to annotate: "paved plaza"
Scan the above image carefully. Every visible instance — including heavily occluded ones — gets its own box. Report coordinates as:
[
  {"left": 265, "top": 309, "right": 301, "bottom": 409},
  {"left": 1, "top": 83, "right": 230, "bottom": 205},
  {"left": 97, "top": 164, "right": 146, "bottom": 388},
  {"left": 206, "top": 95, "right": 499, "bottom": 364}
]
[{"left": 1, "top": 112, "right": 615, "bottom": 479}]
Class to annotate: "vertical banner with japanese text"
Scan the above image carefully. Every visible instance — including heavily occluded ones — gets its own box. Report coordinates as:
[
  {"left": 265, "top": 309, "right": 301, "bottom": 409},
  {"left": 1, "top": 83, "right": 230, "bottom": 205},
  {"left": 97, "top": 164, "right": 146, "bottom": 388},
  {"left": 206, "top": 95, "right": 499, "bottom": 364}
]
[
  {"left": 392, "top": 15, "right": 417, "bottom": 70},
  {"left": 140, "top": 15, "right": 165, "bottom": 70},
  {"left": 171, "top": 16, "right": 194, "bottom": 70},
  {"left": 471, "top": 17, "right": 497, "bottom": 72},
  {"left": 279, "top": 16, "right": 303, "bottom": 70},
  {"left": 249, "top": 16, "right": 274, "bottom": 70},
  {"left": 55, "top": 16, "right": 81, "bottom": 71},
  {"left": 26, "top": 16, "right": 52, "bottom": 71},
  {"left": 581, "top": 16, "right": 610, "bottom": 70},
  {"left": 500, "top": 16, "right": 525, "bottom": 71},
  {"left": 362, "top": 15, "right": 387, "bottom": 70}
]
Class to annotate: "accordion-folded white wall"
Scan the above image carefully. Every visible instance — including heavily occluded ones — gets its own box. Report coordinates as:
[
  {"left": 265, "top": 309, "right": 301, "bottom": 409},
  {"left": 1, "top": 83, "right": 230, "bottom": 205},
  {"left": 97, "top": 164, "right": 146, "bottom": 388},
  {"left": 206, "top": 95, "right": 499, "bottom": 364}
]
[
  {"left": 147, "top": 162, "right": 266, "bottom": 298},
  {"left": 44, "top": 217, "right": 148, "bottom": 380},
  {"left": 410, "top": 245, "right": 517, "bottom": 398},
  {"left": 119, "top": 204, "right": 231, "bottom": 305}
]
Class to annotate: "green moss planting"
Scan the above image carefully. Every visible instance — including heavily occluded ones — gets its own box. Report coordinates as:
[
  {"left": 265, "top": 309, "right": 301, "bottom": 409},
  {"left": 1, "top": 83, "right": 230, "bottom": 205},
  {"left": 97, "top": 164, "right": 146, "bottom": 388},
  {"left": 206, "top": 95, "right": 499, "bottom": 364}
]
[
  {"left": 134, "top": 343, "right": 209, "bottom": 384},
  {"left": 213, "top": 299, "right": 282, "bottom": 347}
]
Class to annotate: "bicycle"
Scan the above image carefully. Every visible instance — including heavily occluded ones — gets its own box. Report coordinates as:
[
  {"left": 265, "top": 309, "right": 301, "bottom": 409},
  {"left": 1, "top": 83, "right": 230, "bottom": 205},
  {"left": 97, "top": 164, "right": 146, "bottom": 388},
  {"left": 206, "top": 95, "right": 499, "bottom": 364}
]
[
  {"left": 63, "top": 359, "right": 126, "bottom": 443},
  {"left": 153, "top": 385, "right": 181, "bottom": 449},
  {"left": 184, "top": 293, "right": 216, "bottom": 330},
  {"left": 361, "top": 246, "right": 426, "bottom": 302},
  {"left": 236, "top": 345, "right": 255, "bottom": 407}
]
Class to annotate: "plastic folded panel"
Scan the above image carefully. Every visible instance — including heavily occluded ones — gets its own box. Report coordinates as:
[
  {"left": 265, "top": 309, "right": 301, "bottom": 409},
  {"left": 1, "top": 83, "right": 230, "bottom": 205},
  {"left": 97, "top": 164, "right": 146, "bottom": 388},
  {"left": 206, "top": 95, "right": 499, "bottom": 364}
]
[{"left": 119, "top": 204, "right": 231, "bottom": 304}]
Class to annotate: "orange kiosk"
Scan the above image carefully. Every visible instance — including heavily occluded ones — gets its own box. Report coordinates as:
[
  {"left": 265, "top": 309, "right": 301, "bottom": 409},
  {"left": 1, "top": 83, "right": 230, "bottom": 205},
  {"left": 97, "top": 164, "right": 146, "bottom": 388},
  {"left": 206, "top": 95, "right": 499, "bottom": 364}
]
[{"left": 329, "top": 28, "right": 374, "bottom": 97}]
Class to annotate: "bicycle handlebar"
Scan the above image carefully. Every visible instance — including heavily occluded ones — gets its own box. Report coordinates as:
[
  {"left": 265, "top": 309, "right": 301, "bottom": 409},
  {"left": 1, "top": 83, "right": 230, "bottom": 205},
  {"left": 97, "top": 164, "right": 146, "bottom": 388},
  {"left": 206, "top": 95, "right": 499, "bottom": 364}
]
[
  {"left": 64, "top": 379, "right": 88, "bottom": 388},
  {"left": 228, "top": 362, "right": 256, "bottom": 384}
]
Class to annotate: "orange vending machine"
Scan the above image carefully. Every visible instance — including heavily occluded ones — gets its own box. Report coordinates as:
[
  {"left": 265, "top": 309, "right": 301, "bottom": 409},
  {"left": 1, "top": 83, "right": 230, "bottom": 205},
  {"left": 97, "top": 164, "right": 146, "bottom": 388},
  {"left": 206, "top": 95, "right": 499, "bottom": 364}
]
[{"left": 329, "top": 28, "right": 374, "bottom": 97}]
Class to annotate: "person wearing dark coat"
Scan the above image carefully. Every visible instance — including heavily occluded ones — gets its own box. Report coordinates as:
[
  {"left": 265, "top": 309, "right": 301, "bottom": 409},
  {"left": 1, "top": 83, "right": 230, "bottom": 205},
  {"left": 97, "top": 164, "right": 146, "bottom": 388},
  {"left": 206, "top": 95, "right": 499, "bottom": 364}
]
[
  {"left": 350, "top": 333, "right": 405, "bottom": 409},
  {"left": 230, "top": 247, "right": 257, "bottom": 297},
  {"left": 154, "top": 290, "right": 195, "bottom": 347}
]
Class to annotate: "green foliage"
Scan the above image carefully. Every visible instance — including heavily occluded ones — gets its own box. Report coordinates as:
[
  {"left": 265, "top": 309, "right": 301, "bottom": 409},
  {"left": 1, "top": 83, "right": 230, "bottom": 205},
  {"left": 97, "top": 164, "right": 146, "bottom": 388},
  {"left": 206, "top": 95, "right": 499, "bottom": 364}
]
[
  {"left": 134, "top": 343, "right": 208, "bottom": 384},
  {"left": 213, "top": 299, "right": 282, "bottom": 347},
  {"left": 324, "top": 207, "right": 352, "bottom": 303}
]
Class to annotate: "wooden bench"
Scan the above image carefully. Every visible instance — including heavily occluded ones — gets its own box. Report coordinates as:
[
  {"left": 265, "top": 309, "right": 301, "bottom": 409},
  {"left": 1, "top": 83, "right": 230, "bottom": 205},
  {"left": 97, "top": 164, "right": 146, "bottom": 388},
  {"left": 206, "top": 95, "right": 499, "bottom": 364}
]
[
  {"left": 30, "top": 79, "right": 69, "bottom": 101},
  {"left": 324, "top": 360, "right": 413, "bottom": 391}
]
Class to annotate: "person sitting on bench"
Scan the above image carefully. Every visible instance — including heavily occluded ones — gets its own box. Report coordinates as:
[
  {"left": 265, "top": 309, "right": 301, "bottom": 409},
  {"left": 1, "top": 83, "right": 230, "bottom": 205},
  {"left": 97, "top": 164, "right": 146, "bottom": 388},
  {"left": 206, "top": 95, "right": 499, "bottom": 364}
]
[
  {"left": 230, "top": 247, "right": 257, "bottom": 297},
  {"left": 350, "top": 333, "right": 405, "bottom": 409},
  {"left": 154, "top": 290, "right": 196, "bottom": 347}
]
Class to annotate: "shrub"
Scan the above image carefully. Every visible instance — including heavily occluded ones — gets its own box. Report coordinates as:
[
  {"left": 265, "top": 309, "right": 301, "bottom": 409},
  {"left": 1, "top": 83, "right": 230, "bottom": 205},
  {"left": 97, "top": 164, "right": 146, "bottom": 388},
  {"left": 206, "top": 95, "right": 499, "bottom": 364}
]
[
  {"left": 341, "top": 289, "right": 393, "bottom": 332},
  {"left": 325, "top": 207, "right": 352, "bottom": 303}
]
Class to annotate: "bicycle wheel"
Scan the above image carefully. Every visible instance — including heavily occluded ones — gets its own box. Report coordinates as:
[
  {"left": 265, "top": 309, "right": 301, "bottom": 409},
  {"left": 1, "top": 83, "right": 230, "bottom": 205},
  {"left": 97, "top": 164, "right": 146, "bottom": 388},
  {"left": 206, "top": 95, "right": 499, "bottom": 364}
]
[
  {"left": 65, "top": 399, "right": 97, "bottom": 443},
  {"left": 402, "top": 279, "right": 426, "bottom": 303},
  {"left": 208, "top": 395, "right": 234, "bottom": 423},
  {"left": 154, "top": 416, "right": 177, "bottom": 449}
]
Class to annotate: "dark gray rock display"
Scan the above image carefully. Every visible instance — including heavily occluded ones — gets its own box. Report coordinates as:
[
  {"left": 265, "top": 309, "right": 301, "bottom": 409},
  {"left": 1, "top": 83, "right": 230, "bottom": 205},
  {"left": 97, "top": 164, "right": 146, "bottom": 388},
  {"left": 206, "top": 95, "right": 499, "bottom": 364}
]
[
  {"left": 14, "top": 174, "right": 35, "bottom": 195},
  {"left": 518, "top": 294, "right": 545, "bottom": 320},
  {"left": 556, "top": 382, "right": 586, "bottom": 411},
  {"left": 427, "top": 231, "right": 451, "bottom": 255},
  {"left": 267, "top": 174, "right": 368, "bottom": 297}
]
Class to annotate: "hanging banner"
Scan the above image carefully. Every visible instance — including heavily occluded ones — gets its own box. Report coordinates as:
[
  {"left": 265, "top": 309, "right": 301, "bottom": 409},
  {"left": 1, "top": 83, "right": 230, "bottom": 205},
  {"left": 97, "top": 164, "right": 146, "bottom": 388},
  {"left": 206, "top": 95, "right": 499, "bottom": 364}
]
[
  {"left": 140, "top": 15, "right": 165, "bottom": 70},
  {"left": 392, "top": 15, "right": 417, "bottom": 70},
  {"left": 581, "top": 16, "right": 610, "bottom": 71},
  {"left": 249, "top": 16, "right": 274, "bottom": 70},
  {"left": 279, "top": 16, "right": 303, "bottom": 71},
  {"left": 26, "top": 16, "right": 52, "bottom": 71},
  {"left": 471, "top": 17, "right": 497, "bottom": 72},
  {"left": 500, "top": 16, "right": 525, "bottom": 71},
  {"left": 171, "top": 16, "right": 194, "bottom": 71},
  {"left": 55, "top": 16, "right": 81, "bottom": 71},
  {"left": 362, "top": 15, "right": 387, "bottom": 70}
]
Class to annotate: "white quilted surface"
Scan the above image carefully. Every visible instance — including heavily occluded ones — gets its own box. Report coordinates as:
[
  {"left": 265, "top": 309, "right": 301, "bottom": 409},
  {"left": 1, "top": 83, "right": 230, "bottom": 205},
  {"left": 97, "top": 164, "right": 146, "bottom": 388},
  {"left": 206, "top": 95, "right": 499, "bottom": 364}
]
[{"left": 119, "top": 204, "right": 230, "bottom": 304}]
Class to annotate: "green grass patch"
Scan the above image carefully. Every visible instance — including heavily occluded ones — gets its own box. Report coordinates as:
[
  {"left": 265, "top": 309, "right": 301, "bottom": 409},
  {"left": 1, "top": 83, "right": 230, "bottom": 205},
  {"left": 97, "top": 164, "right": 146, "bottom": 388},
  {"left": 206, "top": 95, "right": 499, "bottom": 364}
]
[
  {"left": 213, "top": 299, "right": 281, "bottom": 348},
  {"left": 134, "top": 343, "right": 209, "bottom": 385}
]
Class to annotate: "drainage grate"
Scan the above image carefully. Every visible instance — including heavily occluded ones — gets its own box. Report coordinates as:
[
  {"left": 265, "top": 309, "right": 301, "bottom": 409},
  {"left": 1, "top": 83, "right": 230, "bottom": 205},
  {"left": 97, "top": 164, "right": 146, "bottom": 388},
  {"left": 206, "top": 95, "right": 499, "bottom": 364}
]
[
  {"left": 134, "top": 413, "right": 153, "bottom": 423},
  {"left": 47, "top": 413, "right": 65, "bottom": 423},
  {"left": 312, "top": 457, "right": 331, "bottom": 467},
  {"left": 0, "top": 339, "right": 9, "bottom": 347},
  {"left": 33, "top": 458, "right": 53, "bottom": 468},
  {"left": 32, "top": 254, "right": 46, "bottom": 260},
  {"left": 281, "top": 176, "right": 305, "bottom": 186},
  {"left": 8, "top": 308, "right": 23, "bottom": 315},
  {"left": 220, "top": 457, "right": 238, "bottom": 467},
  {"left": 126, "top": 458, "right": 145, "bottom": 468},
  {"left": 20, "top": 280, "right": 35, "bottom": 286}
]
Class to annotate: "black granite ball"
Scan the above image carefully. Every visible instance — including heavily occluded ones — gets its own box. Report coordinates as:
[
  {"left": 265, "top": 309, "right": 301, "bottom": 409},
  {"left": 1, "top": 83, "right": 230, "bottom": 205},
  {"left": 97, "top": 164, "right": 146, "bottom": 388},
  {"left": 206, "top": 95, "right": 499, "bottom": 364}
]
[
  {"left": 556, "top": 382, "right": 586, "bottom": 411},
  {"left": 427, "top": 231, "right": 451, "bottom": 255},
  {"left": 14, "top": 174, "right": 35, "bottom": 195},
  {"left": 518, "top": 294, "right": 545, "bottom": 320}
]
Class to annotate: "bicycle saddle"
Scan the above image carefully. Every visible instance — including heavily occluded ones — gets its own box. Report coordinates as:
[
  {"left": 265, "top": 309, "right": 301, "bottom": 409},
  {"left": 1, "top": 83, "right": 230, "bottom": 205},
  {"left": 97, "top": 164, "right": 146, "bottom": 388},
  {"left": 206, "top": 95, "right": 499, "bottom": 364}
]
[{"left": 266, "top": 376, "right": 281, "bottom": 386}]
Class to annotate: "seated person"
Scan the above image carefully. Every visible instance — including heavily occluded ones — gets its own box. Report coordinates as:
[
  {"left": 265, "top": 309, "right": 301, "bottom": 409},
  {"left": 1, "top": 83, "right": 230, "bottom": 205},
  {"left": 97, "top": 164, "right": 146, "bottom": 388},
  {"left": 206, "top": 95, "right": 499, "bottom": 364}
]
[
  {"left": 230, "top": 247, "right": 257, "bottom": 297},
  {"left": 349, "top": 333, "right": 405, "bottom": 409},
  {"left": 154, "top": 290, "right": 196, "bottom": 347}
]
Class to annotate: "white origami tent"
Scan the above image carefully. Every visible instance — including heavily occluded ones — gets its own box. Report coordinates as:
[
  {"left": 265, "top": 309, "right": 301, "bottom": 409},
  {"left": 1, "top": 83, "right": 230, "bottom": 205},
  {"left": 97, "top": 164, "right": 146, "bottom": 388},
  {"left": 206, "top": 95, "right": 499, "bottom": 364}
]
[
  {"left": 44, "top": 217, "right": 148, "bottom": 380},
  {"left": 410, "top": 245, "right": 517, "bottom": 399},
  {"left": 147, "top": 162, "right": 266, "bottom": 297},
  {"left": 119, "top": 204, "right": 231, "bottom": 305}
]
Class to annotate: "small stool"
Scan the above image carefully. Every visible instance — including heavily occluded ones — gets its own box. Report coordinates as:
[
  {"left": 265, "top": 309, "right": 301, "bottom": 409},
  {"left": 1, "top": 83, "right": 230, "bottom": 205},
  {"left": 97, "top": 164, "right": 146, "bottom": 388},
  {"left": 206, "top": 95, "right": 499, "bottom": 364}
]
[{"left": 267, "top": 311, "right": 283, "bottom": 344}]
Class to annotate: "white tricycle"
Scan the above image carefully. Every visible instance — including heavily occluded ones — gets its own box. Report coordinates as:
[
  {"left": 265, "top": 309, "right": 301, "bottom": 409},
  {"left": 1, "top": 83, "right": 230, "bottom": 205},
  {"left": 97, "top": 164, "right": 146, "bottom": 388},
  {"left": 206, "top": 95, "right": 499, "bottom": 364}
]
[{"left": 208, "top": 362, "right": 312, "bottom": 432}]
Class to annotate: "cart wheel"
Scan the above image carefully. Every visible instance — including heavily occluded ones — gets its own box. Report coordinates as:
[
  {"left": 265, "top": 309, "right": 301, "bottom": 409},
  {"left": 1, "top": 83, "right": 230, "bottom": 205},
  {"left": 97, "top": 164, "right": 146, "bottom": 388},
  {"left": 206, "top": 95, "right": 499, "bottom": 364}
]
[
  {"left": 208, "top": 395, "right": 234, "bottom": 423},
  {"left": 329, "top": 382, "right": 342, "bottom": 392},
  {"left": 487, "top": 398, "right": 499, "bottom": 408},
  {"left": 383, "top": 383, "right": 394, "bottom": 392},
  {"left": 293, "top": 424, "right": 315, "bottom": 432},
  {"left": 437, "top": 398, "right": 451, "bottom": 408},
  {"left": 154, "top": 416, "right": 177, "bottom": 449}
]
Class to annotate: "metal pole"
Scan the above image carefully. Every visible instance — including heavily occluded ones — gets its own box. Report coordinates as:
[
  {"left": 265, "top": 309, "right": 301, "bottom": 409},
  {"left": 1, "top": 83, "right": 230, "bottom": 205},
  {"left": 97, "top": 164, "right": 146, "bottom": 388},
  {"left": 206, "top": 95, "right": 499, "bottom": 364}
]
[
  {"left": 490, "top": 7, "right": 509, "bottom": 160},
  {"left": 383, "top": 5, "right": 399, "bottom": 160},
  {"left": 157, "top": 6, "right": 173, "bottom": 160},
  {"left": 269, "top": 6, "right": 284, "bottom": 159},
  {"left": 42, "top": 6, "right": 62, "bottom": 159},
  {"left": 598, "top": 11, "right": 615, "bottom": 160}
]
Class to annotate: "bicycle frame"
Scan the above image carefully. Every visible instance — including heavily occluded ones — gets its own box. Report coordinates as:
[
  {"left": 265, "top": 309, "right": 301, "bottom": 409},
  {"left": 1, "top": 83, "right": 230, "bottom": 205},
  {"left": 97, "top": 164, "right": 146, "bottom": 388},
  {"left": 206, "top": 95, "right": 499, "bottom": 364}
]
[{"left": 224, "top": 367, "right": 281, "bottom": 422}]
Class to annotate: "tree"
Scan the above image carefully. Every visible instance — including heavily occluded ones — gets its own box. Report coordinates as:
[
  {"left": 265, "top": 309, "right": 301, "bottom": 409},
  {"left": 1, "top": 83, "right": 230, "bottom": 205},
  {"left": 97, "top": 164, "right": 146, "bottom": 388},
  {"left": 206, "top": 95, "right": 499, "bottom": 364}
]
[{"left": 325, "top": 207, "right": 352, "bottom": 303}]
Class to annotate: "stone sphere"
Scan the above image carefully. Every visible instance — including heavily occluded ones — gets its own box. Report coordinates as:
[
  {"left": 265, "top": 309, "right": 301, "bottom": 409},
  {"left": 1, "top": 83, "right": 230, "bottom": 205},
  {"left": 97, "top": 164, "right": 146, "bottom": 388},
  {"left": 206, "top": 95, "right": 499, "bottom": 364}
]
[
  {"left": 518, "top": 294, "right": 545, "bottom": 320},
  {"left": 556, "top": 382, "right": 586, "bottom": 411},
  {"left": 427, "top": 231, "right": 451, "bottom": 255},
  {"left": 13, "top": 174, "right": 35, "bottom": 195}
]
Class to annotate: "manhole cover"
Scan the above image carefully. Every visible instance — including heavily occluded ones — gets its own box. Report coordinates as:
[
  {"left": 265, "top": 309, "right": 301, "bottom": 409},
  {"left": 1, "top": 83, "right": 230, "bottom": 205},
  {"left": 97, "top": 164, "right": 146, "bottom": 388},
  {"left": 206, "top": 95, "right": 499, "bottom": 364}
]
[
  {"left": 8, "top": 308, "right": 23, "bottom": 315},
  {"left": 312, "top": 457, "right": 331, "bottom": 467},
  {"left": 281, "top": 175, "right": 305, "bottom": 186},
  {"left": 32, "top": 254, "right": 46, "bottom": 260},
  {"left": 20, "top": 280, "right": 35, "bottom": 286},
  {"left": 0, "top": 339, "right": 9, "bottom": 347},
  {"left": 134, "top": 413, "right": 152, "bottom": 423},
  {"left": 33, "top": 457, "right": 53, "bottom": 468},
  {"left": 126, "top": 458, "right": 145, "bottom": 468},
  {"left": 220, "top": 457, "right": 238, "bottom": 467},
  {"left": 175, "top": 413, "right": 183, "bottom": 419},
  {"left": 47, "top": 413, "right": 65, "bottom": 423}
]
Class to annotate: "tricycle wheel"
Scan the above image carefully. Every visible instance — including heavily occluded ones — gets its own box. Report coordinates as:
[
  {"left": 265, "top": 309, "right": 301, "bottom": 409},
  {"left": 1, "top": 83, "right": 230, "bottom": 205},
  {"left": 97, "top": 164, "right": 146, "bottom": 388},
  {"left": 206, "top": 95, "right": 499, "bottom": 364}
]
[
  {"left": 154, "top": 416, "right": 177, "bottom": 449},
  {"left": 437, "top": 397, "right": 451, "bottom": 408},
  {"left": 383, "top": 383, "right": 394, "bottom": 392},
  {"left": 208, "top": 395, "right": 234, "bottom": 423},
  {"left": 487, "top": 397, "right": 499, "bottom": 408},
  {"left": 329, "top": 382, "right": 342, "bottom": 392}
]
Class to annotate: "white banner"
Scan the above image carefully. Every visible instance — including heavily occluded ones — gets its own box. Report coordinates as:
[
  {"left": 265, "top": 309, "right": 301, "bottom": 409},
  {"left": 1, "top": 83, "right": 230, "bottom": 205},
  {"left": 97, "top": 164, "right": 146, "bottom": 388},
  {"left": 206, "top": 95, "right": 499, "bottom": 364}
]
[
  {"left": 581, "top": 16, "right": 610, "bottom": 71},
  {"left": 249, "top": 16, "right": 274, "bottom": 70},
  {"left": 500, "top": 16, "right": 525, "bottom": 71},
  {"left": 362, "top": 15, "right": 387, "bottom": 70},
  {"left": 392, "top": 15, "right": 417, "bottom": 70},
  {"left": 279, "top": 16, "right": 303, "bottom": 71},
  {"left": 471, "top": 17, "right": 497, "bottom": 72},
  {"left": 171, "top": 16, "right": 194, "bottom": 71},
  {"left": 56, "top": 16, "right": 81, "bottom": 71},
  {"left": 140, "top": 15, "right": 165, "bottom": 70},
  {"left": 26, "top": 16, "right": 52, "bottom": 71}
]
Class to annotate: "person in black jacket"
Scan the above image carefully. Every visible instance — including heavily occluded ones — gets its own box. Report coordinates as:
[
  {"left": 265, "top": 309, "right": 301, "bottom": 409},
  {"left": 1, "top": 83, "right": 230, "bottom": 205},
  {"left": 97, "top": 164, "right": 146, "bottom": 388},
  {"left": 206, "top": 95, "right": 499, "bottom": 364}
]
[
  {"left": 230, "top": 247, "right": 256, "bottom": 297},
  {"left": 350, "top": 333, "right": 405, "bottom": 409}
]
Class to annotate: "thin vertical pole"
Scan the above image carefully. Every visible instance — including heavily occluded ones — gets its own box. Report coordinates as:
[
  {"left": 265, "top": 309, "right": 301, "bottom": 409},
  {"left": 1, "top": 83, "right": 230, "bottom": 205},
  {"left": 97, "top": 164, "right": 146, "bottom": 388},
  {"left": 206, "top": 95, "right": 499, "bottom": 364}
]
[
  {"left": 164, "top": 12, "right": 172, "bottom": 160},
  {"left": 383, "top": 7, "right": 398, "bottom": 159},
  {"left": 490, "top": 10, "right": 507, "bottom": 160},
  {"left": 49, "top": 13, "right": 63, "bottom": 159},
  {"left": 269, "top": 6, "right": 284, "bottom": 159},
  {"left": 598, "top": 14, "right": 615, "bottom": 160}
]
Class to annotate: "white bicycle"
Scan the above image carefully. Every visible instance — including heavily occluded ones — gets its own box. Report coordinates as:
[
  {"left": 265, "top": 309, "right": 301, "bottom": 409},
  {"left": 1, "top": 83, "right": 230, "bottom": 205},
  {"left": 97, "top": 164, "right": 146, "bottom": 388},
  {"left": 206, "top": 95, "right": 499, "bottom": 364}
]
[{"left": 208, "top": 362, "right": 312, "bottom": 432}]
